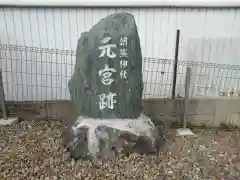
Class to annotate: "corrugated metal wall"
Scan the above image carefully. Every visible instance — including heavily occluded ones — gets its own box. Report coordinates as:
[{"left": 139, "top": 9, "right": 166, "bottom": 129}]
[
  {"left": 0, "top": 7, "right": 240, "bottom": 101},
  {"left": 1, "top": 8, "right": 240, "bottom": 62}
]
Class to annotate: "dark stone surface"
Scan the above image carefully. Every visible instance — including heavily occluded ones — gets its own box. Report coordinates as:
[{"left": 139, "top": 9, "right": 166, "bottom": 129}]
[
  {"left": 95, "top": 125, "right": 140, "bottom": 158},
  {"left": 64, "top": 122, "right": 164, "bottom": 161},
  {"left": 68, "top": 12, "right": 143, "bottom": 119},
  {"left": 64, "top": 125, "right": 91, "bottom": 160}
]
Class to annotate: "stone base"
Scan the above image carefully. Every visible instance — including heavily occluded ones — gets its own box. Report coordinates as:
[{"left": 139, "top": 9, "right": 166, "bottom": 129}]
[
  {"left": 65, "top": 114, "right": 165, "bottom": 160},
  {"left": 0, "top": 117, "right": 19, "bottom": 125}
]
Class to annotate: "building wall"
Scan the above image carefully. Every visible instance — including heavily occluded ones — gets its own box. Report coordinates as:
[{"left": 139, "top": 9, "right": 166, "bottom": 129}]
[
  {"left": 1, "top": 7, "right": 240, "bottom": 62},
  {"left": 0, "top": 7, "right": 240, "bottom": 101}
]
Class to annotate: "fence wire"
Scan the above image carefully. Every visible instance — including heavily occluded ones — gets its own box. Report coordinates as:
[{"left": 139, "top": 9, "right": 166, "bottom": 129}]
[
  {"left": 1, "top": 44, "right": 240, "bottom": 104},
  {"left": 1, "top": 7, "right": 240, "bottom": 63}
]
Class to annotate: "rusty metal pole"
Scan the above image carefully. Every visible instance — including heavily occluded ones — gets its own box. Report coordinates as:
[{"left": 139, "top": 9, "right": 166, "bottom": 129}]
[
  {"left": 172, "top": 29, "right": 180, "bottom": 99},
  {"left": 183, "top": 66, "right": 191, "bottom": 128},
  {"left": 0, "top": 68, "right": 8, "bottom": 120}
]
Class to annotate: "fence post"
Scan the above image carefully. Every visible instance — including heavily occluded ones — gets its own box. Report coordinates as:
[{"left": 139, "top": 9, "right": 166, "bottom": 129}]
[
  {"left": 183, "top": 66, "right": 191, "bottom": 128},
  {"left": 172, "top": 29, "right": 180, "bottom": 99},
  {"left": 0, "top": 68, "right": 7, "bottom": 120}
]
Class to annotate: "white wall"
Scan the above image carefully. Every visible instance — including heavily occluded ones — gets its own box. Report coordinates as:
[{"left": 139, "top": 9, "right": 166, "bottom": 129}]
[{"left": 1, "top": 7, "right": 240, "bottom": 101}]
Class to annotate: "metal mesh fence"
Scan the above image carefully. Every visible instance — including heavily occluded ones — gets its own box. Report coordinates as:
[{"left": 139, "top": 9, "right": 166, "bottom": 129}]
[
  {"left": 1, "top": 44, "right": 240, "bottom": 103},
  {"left": 1, "top": 7, "right": 240, "bottom": 63}
]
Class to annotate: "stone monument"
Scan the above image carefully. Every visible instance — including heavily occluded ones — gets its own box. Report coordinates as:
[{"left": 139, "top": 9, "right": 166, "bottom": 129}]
[{"left": 64, "top": 12, "right": 164, "bottom": 160}]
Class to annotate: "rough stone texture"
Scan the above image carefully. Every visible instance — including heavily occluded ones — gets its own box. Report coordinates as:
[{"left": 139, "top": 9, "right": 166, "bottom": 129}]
[
  {"left": 65, "top": 114, "right": 164, "bottom": 160},
  {"left": 65, "top": 125, "right": 91, "bottom": 160},
  {"left": 68, "top": 12, "right": 143, "bottom": 119}
]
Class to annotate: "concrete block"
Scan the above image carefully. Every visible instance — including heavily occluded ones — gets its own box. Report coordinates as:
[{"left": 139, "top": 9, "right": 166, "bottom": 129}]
[
  {"left": 0, "top": 117, "right": 18, "bottom": 125},
  {"left": 223, "top": 114, "right": 240, "bottom": 127},
  {"left": 188, "top": 99, "right": 216, "bottom": 114},
  {"left": 176, "top": 128, "right": 194, "bottom": 136},
  {"left": 188, "top": 114, "right": 214, "bottom": 127}
]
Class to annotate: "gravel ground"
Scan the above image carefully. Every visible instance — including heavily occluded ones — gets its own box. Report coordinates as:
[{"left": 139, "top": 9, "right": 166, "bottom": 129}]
[{"left": 1, "top": 119, "right": 240, "bottom": 180}]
